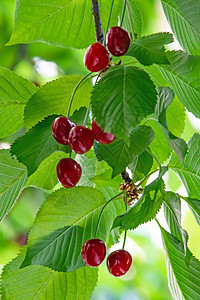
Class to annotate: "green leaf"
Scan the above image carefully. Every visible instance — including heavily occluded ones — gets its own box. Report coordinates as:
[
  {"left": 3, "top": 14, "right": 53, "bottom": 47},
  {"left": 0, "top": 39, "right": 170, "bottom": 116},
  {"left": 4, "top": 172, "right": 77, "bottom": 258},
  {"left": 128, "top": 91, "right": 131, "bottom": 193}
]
[
  {"left": 21, "top": 225, "right": 86, "bottom": 271},
  {"left": 0, "top": 67, "right": 37, "bottom": 138},
  {"left": 26, "top": 151, "right": 68, "bottom": 190},
  {"left": 128, "top": 150, "right": 153, "bottom": 182},
  {"left": 70, "top": 107, "right": 88, "bottom": 126},
  {"left": 91, "top": 65, "right": 157, "bottom": 138},
  {"left": 156, "top": 51, "right": 200, "bottom": 118},
  {"left": 146, "top": 120, "right": 172, "bottom": 163},
  {"left": 158, "top": 223, "right": 200, "bottom": 300},
  {"left": 123, "top": 0, "right": 143, "bottom": 38},
  {"left": 21, "top": 187, "right": 124, "bottom": 272},
  {"left": 163, "top": 192, "right": 190, "bottom": 261},
  {"left": 24, "top": 75, "right": 92, "bottom": 130},
  {"left": 154, "top": 87, "right": 187, "bottom": 162},
  {"left": 112, "top": 169, "right": 166, "bottom": 230},
  {"left": 166, "top": 97, "right": 186, "bottom": 137},
  {"left": 75, "top": 151, "right": 110, "bottom": 188},
  {"left": 7, "top": 0, "right": 122, "bottom": 48},
  {"left": 0, "top": 150, "right": 27, "bottom": 222},
  {"left": 11, "top": 116, "right": 70, "bottom": 176},
  {"left": 94, "top": 125, "right": 154, "bottom": 177},
  {"left": 182, "top": 197, "right": 200, "bottom": 226},
  {"left": 161, "top": 0, "right": 200, "bottom": 55},
  {"left": 169, "top": 133, "right": 200, "bottom": 199},
  {"left": 127, "top": 32, "right": 173, "bottom": 66},
  {"left": 1, "top": 247, "right": 98, "bottom": 300},
  {"left": 90, "top": 169, "right": 121, "bottom": 189}
]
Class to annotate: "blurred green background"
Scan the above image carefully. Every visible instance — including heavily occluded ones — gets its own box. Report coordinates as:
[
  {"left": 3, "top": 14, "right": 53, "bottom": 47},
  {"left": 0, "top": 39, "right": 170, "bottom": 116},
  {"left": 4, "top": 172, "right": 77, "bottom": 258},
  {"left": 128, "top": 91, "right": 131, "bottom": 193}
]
[{"left": 0, "top": 0, "right": 199, "bottom": 299}]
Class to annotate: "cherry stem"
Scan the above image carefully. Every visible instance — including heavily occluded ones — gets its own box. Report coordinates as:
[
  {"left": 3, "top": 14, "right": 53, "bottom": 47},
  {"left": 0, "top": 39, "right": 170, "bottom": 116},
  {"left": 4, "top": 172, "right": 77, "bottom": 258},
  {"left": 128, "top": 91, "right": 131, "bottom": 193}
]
[
  {"left": 122, "top": 193, "right": 128, "bottom": 250},
  {"left": 67, "top": 72, "right": 92, "bottom": 118},
  {"left": 103, "top": 0, "right": 115, "bottom": 46},
  {"left": 120, "top": 0, "right": 127, "bottom": 27},
  {"left": 136, "top": 168, "right": 159, "bottom": 188},
  {"left": 94, "top": 192, "right": 123, "bottom": 238},
  {"left": 91, "top": 0, "right": 104, "bottom": 44}
]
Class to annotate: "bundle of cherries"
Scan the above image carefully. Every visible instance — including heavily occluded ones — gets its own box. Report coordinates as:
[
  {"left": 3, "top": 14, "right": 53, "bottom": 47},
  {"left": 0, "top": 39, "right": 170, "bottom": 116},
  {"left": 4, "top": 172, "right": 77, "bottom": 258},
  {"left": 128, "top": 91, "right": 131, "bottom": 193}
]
[
  {"left": 51, "top": 26, "right": 132, "bottom": 277},
  {"left": 82, "top": 238, "right": 132, "bottom": 277},
  {"left": 52, "top": 116, "right": 115, "bottom": 188},
  {"left": 84, "top": 26, "right": 130, "bottom": 72}
]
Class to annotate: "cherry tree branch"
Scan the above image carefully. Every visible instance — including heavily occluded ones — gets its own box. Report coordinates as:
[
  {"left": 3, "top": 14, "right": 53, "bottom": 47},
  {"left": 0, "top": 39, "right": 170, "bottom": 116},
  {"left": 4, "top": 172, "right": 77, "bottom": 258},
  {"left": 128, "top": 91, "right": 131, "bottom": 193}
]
[{"left": 91, "top": 0, "right": 104, "bottom": 44}]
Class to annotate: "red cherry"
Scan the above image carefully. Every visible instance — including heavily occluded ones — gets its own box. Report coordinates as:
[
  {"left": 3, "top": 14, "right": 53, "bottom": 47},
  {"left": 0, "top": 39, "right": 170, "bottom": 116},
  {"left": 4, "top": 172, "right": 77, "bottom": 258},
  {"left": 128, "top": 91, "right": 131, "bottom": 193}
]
[
  {"left": 84, "top": 43, "right": 110, "bottom": 72},
  {"left": 107, "top": 26, "right": 130, "bottom": 57},
  {"left": 56, "top": 158, "right": 82, "bottom": 188},
  {"left": 107, "top": 250, "right": 132, "bottom": 277},
  {"left": 81, "top": 239, "right": 106, "bottom": 267},
  {"left": 68, "top": 126, "right": 94, "bottom": 154},
  {"left": 92, "top": 118, "right": 116, "bottom": 144},
  {"left": 52, "top": 116, "right": 76, "bottom": 145}
]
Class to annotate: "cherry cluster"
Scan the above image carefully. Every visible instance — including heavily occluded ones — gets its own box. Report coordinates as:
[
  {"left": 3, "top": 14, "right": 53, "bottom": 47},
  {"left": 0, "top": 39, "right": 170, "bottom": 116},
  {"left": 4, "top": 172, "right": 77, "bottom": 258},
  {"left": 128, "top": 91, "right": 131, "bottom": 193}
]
[
  {"left": 52, "top": 117, "right": 115, "bottom": 188},
  {"left": 84, "top": 26, "right": 130, "bottom": 72},
  {"left": 81, "top": 238, "right": 132, "bottom": 277}
]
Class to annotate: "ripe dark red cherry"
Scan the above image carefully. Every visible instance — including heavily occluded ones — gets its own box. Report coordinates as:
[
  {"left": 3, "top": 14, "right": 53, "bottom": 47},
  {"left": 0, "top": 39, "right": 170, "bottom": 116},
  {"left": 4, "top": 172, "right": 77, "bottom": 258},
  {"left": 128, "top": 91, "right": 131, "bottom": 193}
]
[
  {"left": 56, "top": 158, "right": 82, "bottom": 188},
  {"left": 84, "top": 43, "right": 110, "bottom": 72},
  {"left": 68, "top": 126, "right": 94, "bottom": 154},
  {"left": 52, "top": 116, "right": 76, "bottom": 145},
  {"left": 107, "top": 26, "right": 130, "bottom": 57},
  {"left": 81, "top": 239, "right": 107, "bottom": 267},
  {"left": 92, "top": 118, "right": 116, "bottom": 144},
  {"left": 107, "top": 250, "right": 132, "bottom": 277}
]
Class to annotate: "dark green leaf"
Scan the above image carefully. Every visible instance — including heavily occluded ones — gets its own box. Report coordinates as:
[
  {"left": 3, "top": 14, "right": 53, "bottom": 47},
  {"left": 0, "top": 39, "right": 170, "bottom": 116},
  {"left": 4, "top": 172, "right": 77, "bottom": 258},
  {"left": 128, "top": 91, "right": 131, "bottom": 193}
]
[
  {"left": 169, "top": 133, "right": 200, "bottom": 199},
  {"left": 127, "top": 32, "right": 173, "bottom": 65},
  {"left": 21, "top": 226, "right": 85, "bottom": 271},
  {"left": 94, "top": 125, "right": 154, "bottom": 177},
  {"left": 112, "top": 169, "right": 166, "bottom": 230},
  {"left": 7, "top": 0, "right": 122, "bottom": 48},
  {"left": 128, "top": 150, "right": 153, "bottom": 182},
  {"left": 161, "top": 0, "right": 200, "bottom": 55},
  {"left": 0, "top": 150, "right": 27, "bottom": 222},
  {"left": 70, "top": 107, "right": 88, "bottom": 126},
  {"left": 158, "top": 223, "right": 200, "bottom": 300},
  {"left": 11, "top": 116, "right": 70, "bottom": 176},
  {"left": 1, "top": 247, "right": 98, "bottom": 300},
  {"left": 91, "top": 65, "right": 157, "bottom": 138},
  {"left": 156, "top": 51, "right": 200, "bottom": 118},
  {"left": 24, "top": 75, "right": 92, "bottom": 130},
  {"left": 20, "top": 187, "right": 124, "bottom": 272},
  {"left": 0, "top": 67, "right": 37, "bottom": 138}
]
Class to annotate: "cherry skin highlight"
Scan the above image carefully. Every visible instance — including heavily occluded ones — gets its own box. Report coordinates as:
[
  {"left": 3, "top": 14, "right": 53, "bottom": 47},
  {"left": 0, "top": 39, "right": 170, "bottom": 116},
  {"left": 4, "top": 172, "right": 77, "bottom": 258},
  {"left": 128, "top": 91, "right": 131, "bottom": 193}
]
[
  {"left": 56, "top": 158, "right": 82, "bottom": 188},
  {"left": 92, "top": 118, "right": 116, "bottom": 144},
  {"left": 107, "top": 250, "right": 132, "bottom": 277},
  {"left": 81, "top": 239, "right": 107, "bottom": 267},
  {"left": 84, "top": 43, "right": 110, "bottom": 72},
  {"left": 107, "top": 26, "right": 130, "bottom": 57},
  {"left": 68, "top": 126, "right": 94, "bottom": 154},
  {"left": 52, "top": 116, "right": 76, "bottom": 145}
]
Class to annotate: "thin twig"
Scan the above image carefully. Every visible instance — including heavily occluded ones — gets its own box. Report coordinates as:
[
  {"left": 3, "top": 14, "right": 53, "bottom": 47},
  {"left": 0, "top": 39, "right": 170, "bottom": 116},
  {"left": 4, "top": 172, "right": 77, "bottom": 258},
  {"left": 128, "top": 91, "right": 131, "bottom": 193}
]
[{"left": 91, "top": 0, "right": 104, "bottom": 44}]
